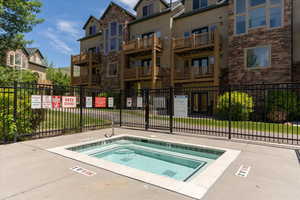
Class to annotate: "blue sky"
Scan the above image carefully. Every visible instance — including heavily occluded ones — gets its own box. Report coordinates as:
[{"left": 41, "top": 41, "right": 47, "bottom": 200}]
[{"left": 25, "top": 0, "right": 138, "bottom": 68}]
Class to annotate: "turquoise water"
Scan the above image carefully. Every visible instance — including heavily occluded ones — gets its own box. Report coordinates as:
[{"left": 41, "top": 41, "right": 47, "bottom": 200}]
[{"left": 70, "top": 137, "right": 224, "bottom": 181}]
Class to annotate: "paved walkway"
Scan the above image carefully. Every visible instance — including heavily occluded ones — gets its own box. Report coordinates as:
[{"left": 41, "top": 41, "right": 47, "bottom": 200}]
[{"left": 1, "top": 128, "right": 300, "bottom": 200}]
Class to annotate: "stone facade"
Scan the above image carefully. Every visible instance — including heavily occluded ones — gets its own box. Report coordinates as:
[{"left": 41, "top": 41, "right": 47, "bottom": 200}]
[
  {"left": 227, "top": 0, "right": 292, "bottom": 85},
  {"left": 98, "top": 3, "right": 135, "bottom": 90}
]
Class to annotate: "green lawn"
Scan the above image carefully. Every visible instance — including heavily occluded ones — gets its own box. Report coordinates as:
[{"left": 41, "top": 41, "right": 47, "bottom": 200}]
[
  {"left": 39, "top": 110, "right": 109, "bottom": 131},
  {"left": 169, "top": 117, "right": 300, "bottom": 134}
]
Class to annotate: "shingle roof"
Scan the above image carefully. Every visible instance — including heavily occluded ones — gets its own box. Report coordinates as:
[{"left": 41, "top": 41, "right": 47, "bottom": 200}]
[
  {"left": 133, "top": 0, "right": 169, "bottom": 11},
  {"left": 100, "top": 1, "right": 136, "bottom": 20}
]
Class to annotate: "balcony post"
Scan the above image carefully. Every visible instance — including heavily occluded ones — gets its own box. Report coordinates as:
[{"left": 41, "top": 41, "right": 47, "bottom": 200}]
[
  {"left": 151, "top": 48, "right": 157, "bottom": 89},
  {"left": 88, "top": 52, "right": 93, "bottom": 87},
  {"left": 213, "top": 29, "right": 220, "bottom": 86},
  {"left": 171, "top": 38, "right": 175, "bottom": 87},
  {"left": 193, "top": 34, "right": 196, "bottom": 48}
]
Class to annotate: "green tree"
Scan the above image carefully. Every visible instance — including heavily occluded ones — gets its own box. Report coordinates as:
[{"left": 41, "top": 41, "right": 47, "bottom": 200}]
[
  {"left": 0, "top": 66, "right": 38, "bottom": 86},
  {"left": 0, "top": 0, "right": 43, "bottom": 64},
  {"left": 46, "top": 67, "right": 70, "bottom": 86}
]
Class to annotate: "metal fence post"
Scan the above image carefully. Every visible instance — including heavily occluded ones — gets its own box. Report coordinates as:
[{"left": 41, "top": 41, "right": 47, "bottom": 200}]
[
  {"left": 79, "top": 86, "right": 83, "bottom": 132},
  {"left": 119, "top": 89, "right": 122, "bottom": 127},
  {"left": 169, "top": 87, "right": 174, "bottom": 134},
  {"left": 13, "top": 81, "right": 18, "bottom": 143},
  {"left": 228, "top": 85, "right": 232, "bottom": 140},
  {"left": 145, "top": 88, "right": 149, "bottom": 130}
]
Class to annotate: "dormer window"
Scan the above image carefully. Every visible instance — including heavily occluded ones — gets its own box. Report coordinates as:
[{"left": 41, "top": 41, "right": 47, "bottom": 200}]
[
  {"left": 193, "top": 0, "right": 208, "bottom": 10},
  {"left": 142, "top": 4, "right": 153, "bottom": 17},
  {"left": 89, "top": 25, "right": 96, "bottom": 35}
]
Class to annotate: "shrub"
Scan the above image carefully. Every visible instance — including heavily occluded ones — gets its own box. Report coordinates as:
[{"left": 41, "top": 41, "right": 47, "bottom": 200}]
[
  {"left": 266, "top": 91, "right": 300, "bottom": 122},
  {"left": 217, "top": 91, "right": 254, "bottom": 121},
  {"left": 0, "top": 89, "right": 44, "bottom": 142}
]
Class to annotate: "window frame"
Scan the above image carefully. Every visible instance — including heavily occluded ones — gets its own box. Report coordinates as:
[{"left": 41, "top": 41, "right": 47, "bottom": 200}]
[
  {"left": 9, "top": 52, "right": 15, "bottom": 66},
  {"left": 15, "top": 53, "right": 22, "bottom": 67},
  {"left": 193, "top": 0, "right": 208, "bottom": 10},
  {"left": 234, "top": 0, "right": 284, "bottom": 35},
  {"left": 244, "top": 45, "right": 272, "bottom": 69},
  {"left": 107, "top": 62, "right": 118, "bottom": 77}
]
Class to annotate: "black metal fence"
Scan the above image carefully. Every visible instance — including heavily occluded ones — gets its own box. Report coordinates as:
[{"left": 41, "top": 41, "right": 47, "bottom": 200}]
[{"left": 1, "top": 82, "right": 300, "bottom": 145}]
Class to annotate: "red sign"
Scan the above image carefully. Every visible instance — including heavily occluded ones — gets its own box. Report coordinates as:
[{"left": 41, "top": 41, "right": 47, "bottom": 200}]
[
  {"left": 62, "top": 96, "right": 77, "bottom": 108},
  {"left": 95, "top": 97, "right": 106, "bottom": 108},
  {"left": 52, "top": 96, "right": 61, "bottom": 108}
]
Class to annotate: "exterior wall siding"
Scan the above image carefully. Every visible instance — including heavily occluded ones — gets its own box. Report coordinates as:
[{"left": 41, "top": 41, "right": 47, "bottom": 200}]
[{"left": 228, "top": 0, "right": 292, "bottom": 85}]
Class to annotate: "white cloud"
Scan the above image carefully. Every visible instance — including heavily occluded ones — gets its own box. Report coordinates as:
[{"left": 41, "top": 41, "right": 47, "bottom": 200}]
[
  {"left": 56, "top": 20, "right": 80, "bottom": 38},
  {"left": 116, "top": 0, "right": 139, "bottom": 8},
  {"left": 44, "top": 28, "right": 74, "bottom": 55}
]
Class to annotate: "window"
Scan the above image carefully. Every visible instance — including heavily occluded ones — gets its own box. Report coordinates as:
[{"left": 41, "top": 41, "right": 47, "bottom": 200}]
[
  {"left": 105, "top": 29, "right": 109, "bottom": 54},
  {"left": 193, "top": 0, "right": 208, "bottom": 10},
  {"left": 110, "top": 22, "right": 117, "bottom": 37},
  {"left": 249, "top": 7, "right": 266, "bottom": 28},
  {"left": 118, "top": 24, "right": 123, "bottom": 36},
  {"left": 184, "top": 32, "right": 190, "bottom": 38},
  {"left": 110, "top": 38, "right": 117, "bottom": 51},
  {"left": 192, "top": 57, "right": 209, "bottom": 75},
  {"left": 142, "top": 4, "right": 153, "bottom": 17},
  {"left": 270, "top": 5, "right": 282, "bottom": 27},
  {"left": 88, "top": 47, "right": 96, "bottom": 53},
  {"left": 9, "top": 54, "right": 14, "bottom": 66},
  {"left": 246, "top": 46, "right": 270, "bottom": 68},
  {"left": 235, "top": 0, "right": 283, "bottom": 35},
  {"left": 89, "top": 25, "right": 96, "bottom": 35},
  {"left": 236, "top": 15, "right": 246, "bottom": 34},
  {"left": 15, "top": 53, "right": 21, "bottom": 66},
  {"left": 108, "top": 63, "right": 118, "bottom": 76}
]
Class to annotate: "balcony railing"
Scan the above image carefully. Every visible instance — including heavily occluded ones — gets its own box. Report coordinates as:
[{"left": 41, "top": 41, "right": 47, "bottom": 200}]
[
  {"left": 174, "top": 64, "right": 214, "bottom": 81},
  {"left": 71, "top": 75, "right": 89, "bottom": 85},
  {"left": 173, "top": 31, "right": 216, "bottom": 53},
  {"left": 71, "top": 52, "right": 101, "bottom": 65},
  {"left": 123, "top": 36, "right": 162, "bottom": 53},
  {"left": 124, "top": 66, "right": 163, "bottom": 80}
]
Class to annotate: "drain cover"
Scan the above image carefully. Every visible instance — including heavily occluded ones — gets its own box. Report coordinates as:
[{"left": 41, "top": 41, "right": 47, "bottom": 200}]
[
  {"left": 162, "top": 170, "right": 177, "bottom": 177},
  {"left": 236, "top": 165, "right": 251, "bottom": 178}
]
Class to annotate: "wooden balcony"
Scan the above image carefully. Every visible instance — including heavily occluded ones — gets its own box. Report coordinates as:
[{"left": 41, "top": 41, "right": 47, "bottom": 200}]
[
  {"left": 123, "top": 36, "right": 162, "bottom": 55},
  {"left": 173, "top": 31, "right": 219, "bottom": 54},
  {"left": 174, "top": 64, "right": 214, "bottom": 83},
  {"left": 71, "top": 52, "right": 101, "bottom": 65},
  {"left": 124, "top": 66, "right": 164, "bottom": 81},
  {"left": 71, "top": 74, "right": 101, "bottom": 86}
]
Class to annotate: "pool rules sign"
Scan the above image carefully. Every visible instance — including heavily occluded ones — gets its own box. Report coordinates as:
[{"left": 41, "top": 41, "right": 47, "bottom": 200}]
[
  {"left": 174, "top": 95, "right": 188, "bottom": 117},
  {"left": 31, "top": 95, "right": 42, "bottom": 109}
]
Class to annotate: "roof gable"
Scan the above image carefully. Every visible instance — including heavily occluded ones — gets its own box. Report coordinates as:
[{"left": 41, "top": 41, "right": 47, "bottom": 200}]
[
  {"left": 100, "top": 2, "right": 136, "bottom": 20},
  {"left": 133, "top": 0, "right": 169, "bottom": 11},
  {"left": 82, "top": 16, "right": 99, "bottom": 29},
  {"left": 24, "top": 48, "right": 44, "bottom": 59}
]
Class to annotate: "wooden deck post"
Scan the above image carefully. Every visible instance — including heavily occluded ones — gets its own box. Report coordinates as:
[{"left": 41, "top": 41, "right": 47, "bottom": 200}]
[
  {"left": 213, "top": 29, "right": 220, "bottom": 87},
  {"left": 170, "top": 38, "right": 175, "bottom": 87},
  {"left": 88, "top": 52, "right": 92, "bottom": 87},
  {"left": 151, "top": 34, "right": 157, "bottom": 89}
]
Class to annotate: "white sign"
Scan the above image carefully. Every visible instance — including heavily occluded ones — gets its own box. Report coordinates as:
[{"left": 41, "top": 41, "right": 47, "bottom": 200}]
[
  {"left": 31, "top": 95, "right": 41, "bottom": 109},
  {"left": 174, "top": 95, "right": 188, "bottom": 117},
  {"left": 126, "top": 98, "right": 132, "bottom": 108},
  {"left": 137, "top": 97, "right": 143, "bottom": 108},
  {"left": 62, "top": 96, "right": 77, "bottom": 108},
  {"left": 154, "top": 97, "right": 166, "bottom": 108},
  {"left": 42, "top": 95, "right": 52, "bottom": 109},
  {"left": 108, "top": 97, "right": 114, "bottom": 108},
  {"left": 86, "top": 97, "right": 93, "bottom": 108}
]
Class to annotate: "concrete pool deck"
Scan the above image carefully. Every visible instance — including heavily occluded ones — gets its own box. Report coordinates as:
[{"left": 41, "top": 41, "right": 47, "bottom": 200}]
[{"left": 1, "top": 128, "right": 300, "bottom": 200}]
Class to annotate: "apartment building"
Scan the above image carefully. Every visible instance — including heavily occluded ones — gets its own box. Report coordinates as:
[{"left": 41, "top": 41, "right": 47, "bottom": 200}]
[
  {"left": 71, "top": 0, "right": 298, "bottom": 90},
  {"left": 71, "top": 2, "right": 135, "bottom": 89},
  {"left": 5, "top": 48, "right": 49, "bottom": 83}
]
